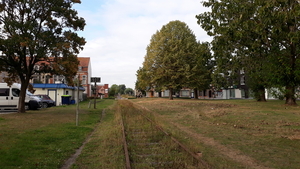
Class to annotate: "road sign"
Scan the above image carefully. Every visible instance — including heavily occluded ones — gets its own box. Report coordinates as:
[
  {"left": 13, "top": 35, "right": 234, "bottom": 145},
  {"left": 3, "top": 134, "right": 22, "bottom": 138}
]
[{"left": 91, "top": 77, "right": 101, "bottom": 83}]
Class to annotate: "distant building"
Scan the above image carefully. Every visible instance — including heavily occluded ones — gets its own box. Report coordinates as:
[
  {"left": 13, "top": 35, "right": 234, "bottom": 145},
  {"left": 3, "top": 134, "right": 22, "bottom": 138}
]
[{"left": 96, "top": 84, "right": 109, "bottom": 98}]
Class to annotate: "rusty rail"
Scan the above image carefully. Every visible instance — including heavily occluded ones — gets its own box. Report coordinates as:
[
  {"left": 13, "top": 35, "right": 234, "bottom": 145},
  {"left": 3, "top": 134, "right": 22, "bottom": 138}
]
[{"left": 131, "top": 101, "right": 212, "bottom": 168}]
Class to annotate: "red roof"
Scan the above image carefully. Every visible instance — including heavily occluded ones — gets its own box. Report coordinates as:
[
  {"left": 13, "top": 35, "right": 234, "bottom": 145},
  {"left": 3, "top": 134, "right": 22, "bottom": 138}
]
[{"left": 78, "top": 57, "right": 90, "bottom": 67}]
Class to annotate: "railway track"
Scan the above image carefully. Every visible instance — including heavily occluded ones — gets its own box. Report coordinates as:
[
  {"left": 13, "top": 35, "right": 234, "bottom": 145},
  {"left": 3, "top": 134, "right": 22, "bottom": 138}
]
[{"left": 118, "top": 100, "right": 210, "bottom": 169}]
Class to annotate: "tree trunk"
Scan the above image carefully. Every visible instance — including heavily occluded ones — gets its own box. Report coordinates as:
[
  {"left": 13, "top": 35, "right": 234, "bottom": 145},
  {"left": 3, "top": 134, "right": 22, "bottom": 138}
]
[
  {"left": 193, "top": 88, "right": 198, "bottom": 99},
  {"left": 257, "top": 87, "right": 266, "bottom": 102},
  {"left": 169, "top": 88, "right": 173, "bottom": 100},
  {"left": 285, "top": 85, "right": 297, "bottom": 105},
  {"left": 18, "top": 81, "right": 28, "bottom": 113},
  {"left": 18, "top": 77, "right": 30, "bottom": 113}
]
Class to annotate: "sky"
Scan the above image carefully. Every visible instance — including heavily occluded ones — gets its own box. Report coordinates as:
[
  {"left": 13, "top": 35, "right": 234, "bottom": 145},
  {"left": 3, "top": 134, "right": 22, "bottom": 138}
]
[{"left": 73, "top": 0, "right": 212, "bottom": 89}]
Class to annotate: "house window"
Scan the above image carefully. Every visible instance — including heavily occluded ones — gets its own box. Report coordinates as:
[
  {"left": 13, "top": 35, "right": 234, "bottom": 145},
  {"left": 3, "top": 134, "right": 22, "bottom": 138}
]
[
  {"left": 230, "top": 89, "right": 235, "bottom": 98},
  {"left": 82, "top": 75, "right": 86, "bottom": 84},
  {"left": 66, "top": 91, "right": 69, "bottom": 95},
  {"left": 241, "top": 89, "right": 245, "bottom": 98},
  {"left": 78, "top": 66, "right": 82, "bottom": 71},
  {"left": 240, "top": 75, "right": 245, "bottom": 85},
  {"left": 54, "top": 75, "right": 65, "bottom": 83},
  {"left": 34, "top": 65, "right": 40, "bottom": 70},
  {"left": 164, "top": 90, "right": 169, "bottom": 97},
  {"left": 181, "top": 90, "right": 189, "bottom": 97},
  {"left": 240, "top": 69, "right": 245, "bottom": 74},
  {"left": 45, "top": 75, "right": 50, "bottom": 84}
]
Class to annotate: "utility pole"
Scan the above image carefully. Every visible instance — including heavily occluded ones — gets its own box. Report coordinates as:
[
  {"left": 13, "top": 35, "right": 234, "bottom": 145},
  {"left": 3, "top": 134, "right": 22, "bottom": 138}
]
[
  {"left": 76, "top": 76, "right": 80, "bottom": 126},
  {"left": 94, "top": 80, "right": 96, "bottom": 109}
]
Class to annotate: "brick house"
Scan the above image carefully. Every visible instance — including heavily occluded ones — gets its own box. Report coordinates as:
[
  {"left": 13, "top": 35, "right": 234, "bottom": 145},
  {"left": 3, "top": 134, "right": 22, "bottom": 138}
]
[
  {"left": 77, "top": 57, "right": 92, "bottom": 97},
  {"left": 96, "top": 84, "right": 109, "bottom": 98},
  {"left": 29, "top": 57, "right": 92, "bottom": 97}
]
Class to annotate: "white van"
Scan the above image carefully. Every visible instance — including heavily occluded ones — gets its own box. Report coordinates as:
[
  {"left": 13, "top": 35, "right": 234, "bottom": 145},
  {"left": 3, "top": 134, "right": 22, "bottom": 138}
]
[{"left": 0, "top": 83, "right": 42, "bottom": 110}]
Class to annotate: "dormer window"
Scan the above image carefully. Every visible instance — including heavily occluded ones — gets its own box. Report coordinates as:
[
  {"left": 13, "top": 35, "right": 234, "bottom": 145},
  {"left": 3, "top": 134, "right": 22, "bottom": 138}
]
[
  {"left": 34, "top": 65, "right": 40, "bottom": 70},
  {"left": 78, "top": 66, "right": 82, "bottom": 71}
]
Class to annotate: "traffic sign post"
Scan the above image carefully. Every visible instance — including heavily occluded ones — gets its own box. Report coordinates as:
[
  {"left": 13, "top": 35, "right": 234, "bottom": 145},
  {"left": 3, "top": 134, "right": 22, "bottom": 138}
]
[{"left": 91, "top": 77, "right": 101, "bottom": 109}]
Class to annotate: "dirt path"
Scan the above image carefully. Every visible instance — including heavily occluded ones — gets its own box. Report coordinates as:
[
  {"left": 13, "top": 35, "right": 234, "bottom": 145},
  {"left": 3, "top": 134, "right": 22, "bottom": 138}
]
[
  {"left": 60, "top": 136, "right": 91, "bottom": 169},
  {"left": 133, "top": 103, "right": 273, "bottom": 169},
  {"left": 171, "top": 122, "right": 272, "bottom": 169},
  {"left": 60, "top": 109, "right": 106, "bottom": 169}
]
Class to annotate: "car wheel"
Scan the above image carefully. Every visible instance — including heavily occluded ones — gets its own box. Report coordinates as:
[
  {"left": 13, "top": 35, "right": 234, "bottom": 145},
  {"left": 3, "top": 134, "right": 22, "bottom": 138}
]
[
  {"left": 25, "top": 104, "right": 29, "bottom": 110},
  {"left": 42, "top": 103, "right": 48, "bottom": 108}
]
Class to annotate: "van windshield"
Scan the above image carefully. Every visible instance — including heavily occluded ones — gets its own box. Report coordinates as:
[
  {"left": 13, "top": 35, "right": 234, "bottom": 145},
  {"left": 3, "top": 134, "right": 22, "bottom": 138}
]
[{"left": 26, "top": 90, "right": 33, "bottom": 96}]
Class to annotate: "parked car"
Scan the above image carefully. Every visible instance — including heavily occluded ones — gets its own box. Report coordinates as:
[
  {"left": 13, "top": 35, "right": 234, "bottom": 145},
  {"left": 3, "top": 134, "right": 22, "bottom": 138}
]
[
  {"left": 34, "top": 95, "right": 55, "bottom": 108},
  {"left": 0, "top": 83, "right": 42, "bottom": 110}
]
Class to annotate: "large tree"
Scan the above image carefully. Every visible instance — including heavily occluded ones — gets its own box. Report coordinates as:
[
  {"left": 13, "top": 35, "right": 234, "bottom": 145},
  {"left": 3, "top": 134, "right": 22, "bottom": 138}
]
[
  {"left": 118, "top": 84, "right": 126, "bottom": 95},
  {"left": 124, "top": 88, "right": 134, "bottom": 95},
  {"left": 185, "top": 42, "right": 213, "bottom": 99},
  {"left": 142, "top": 20, "right": 202, "bottom": 100},
  {"left": 196, "top": 0, "right": 300, "bottom": 105},
  {"left": 135, "top": 67, "right": 148, "bottom": 93},
  {"left": 108, "top": 84, "right": 119, "bottom": 97},
  {"left": 0, "top": 0, "right": 86, "bottom": 113}
]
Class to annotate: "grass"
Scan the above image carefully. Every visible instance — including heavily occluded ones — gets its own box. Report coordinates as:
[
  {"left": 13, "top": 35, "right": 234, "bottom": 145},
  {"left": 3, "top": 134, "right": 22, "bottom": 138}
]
[
  {"left": 0, "top": 99, "right": 115, "bottom": 169},
  {"left": 1, "top": 98, "right": 299, "bottom": 168},
  {"left": 131, "top": 98, "right": 300, "bottom": 169},
  {"left": 117, "top": 100, "right": 201, "bottom": 169},
  {"left": 71, "top": 101, "right": 125, "bottom": 169}
]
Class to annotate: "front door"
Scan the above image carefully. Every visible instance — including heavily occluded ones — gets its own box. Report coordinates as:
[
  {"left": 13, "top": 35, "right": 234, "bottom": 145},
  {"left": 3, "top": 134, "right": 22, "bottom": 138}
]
[
  {"left": 48, "top": 89, "right": 57, "bottom": 106},
  {"left": 10, "top": 88, "right": 20, "bottom": 108}
]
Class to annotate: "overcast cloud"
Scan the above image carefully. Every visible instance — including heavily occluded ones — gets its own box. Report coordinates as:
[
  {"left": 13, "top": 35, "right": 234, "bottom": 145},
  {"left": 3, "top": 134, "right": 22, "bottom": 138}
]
[{"left": 74, "top": 0, "right": 212, "bottom": 89}]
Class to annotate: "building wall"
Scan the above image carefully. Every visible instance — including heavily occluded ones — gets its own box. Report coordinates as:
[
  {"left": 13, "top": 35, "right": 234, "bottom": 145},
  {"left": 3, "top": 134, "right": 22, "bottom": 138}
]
[
  {"left": 235, "top": 89, "right": 242, "bottom": 98},
  {"left": 33, "top": 83, "right": 85, "bottom": 106},
  {"left": 34, "top": 87, "right": 84, "bottom": 106},
  {"left": 77, "top": 57, "right": 91, "bottom": 97},
  {"left": 34, "top": 88, "right": 65, "bottom": 106},
  {"left": 96, "top": 84, "right": 109, "bottom": 98}
]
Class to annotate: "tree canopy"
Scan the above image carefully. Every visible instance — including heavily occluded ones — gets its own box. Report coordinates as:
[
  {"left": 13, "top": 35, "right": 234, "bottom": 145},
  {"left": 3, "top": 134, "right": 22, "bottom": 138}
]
[
  {"left": 196, "top": 0, "right": 300, "bottom": 105},
  {"left": 108, "top": 84, "right": 132, "bottom": 97},
  {"left": 124, "top": 88, "right": 134, "bottom": 95},
  {"left": 137, "top": 20, "right": 212, "bottom": 99},
  {"left": 108, "top": 84, "right": 119, "bottom": 97},
  {"left": 0, "top": 0, "right": 86, "bottom": 112}
]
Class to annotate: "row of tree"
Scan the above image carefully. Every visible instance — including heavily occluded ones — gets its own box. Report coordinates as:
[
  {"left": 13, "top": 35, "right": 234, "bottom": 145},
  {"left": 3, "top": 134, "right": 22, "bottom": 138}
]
[
  {"left": 196, "top": 0, "right": 300, "bottom": 105},
  {"left": 108, "top": 84, "right": 134, "bottom": 97},
  {"left": 136, "top": 1, "right": 300, "bottom": 105}
]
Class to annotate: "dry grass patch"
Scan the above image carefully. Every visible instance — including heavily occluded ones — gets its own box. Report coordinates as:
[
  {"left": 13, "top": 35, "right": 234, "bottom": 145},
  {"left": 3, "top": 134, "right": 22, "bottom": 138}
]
[{"left": 131, "top": 98, "right": 300, "bottom": 169}]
